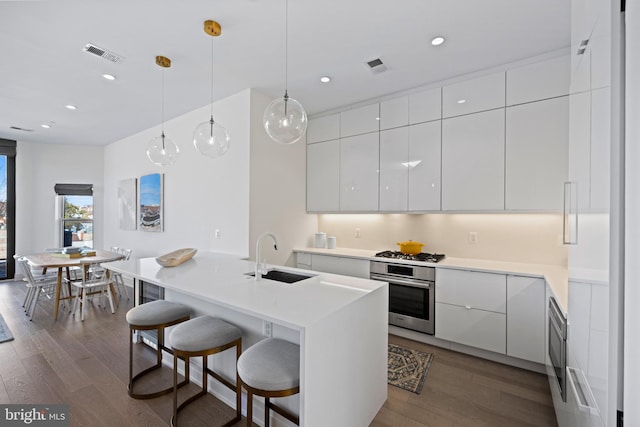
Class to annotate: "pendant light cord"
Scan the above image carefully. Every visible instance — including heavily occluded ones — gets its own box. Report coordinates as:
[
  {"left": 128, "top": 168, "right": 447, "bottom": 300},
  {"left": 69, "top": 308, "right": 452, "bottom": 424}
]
[
  {"left": 210, "top": 32, "right": 214, "bottom": 119},
  {"left": 161, "top": 66, "right": 166, "bottom": 149},
  {"left": 285, "top": 0, "right": 288, "bottom": 92}
]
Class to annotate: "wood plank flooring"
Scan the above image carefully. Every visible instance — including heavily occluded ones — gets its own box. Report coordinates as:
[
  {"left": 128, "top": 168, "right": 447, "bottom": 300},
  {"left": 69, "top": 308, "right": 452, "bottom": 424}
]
[{"left": 0, "top": 280, "right": 557, "bottom": 426}]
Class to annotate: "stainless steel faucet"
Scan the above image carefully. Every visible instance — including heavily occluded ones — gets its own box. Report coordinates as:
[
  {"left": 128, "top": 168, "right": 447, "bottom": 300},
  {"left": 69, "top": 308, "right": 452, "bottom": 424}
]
[{"left": 255, "top": 232, "right": 278, "bottom": 280}]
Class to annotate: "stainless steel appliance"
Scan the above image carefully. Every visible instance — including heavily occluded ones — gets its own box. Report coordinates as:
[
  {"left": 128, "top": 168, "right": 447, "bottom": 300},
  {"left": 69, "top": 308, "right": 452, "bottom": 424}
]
[
  {"left": 548, "top": 296, "right": 567, "bottom": 402},
  {"left": 370, "top": 259, "right": 436, "bottom": 335}
]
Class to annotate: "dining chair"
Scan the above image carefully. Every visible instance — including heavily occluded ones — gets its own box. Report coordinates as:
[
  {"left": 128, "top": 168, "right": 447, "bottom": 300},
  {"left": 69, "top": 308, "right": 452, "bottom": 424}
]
[
  {"left": 69, "top": 260, "right": 116, "bottom": 321},
  {"left": 112, "top": 248, "right": 132, "bottom": 300},
  {"left": 14, "top": 255, "right": 59, "bottom": 320}
]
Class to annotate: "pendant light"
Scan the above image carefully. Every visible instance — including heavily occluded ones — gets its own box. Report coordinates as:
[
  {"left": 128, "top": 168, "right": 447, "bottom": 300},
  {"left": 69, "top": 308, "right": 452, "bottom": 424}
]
[
  {"left": 263, "top": 0, "right": 307, "bottom": 145},
  {"left": 146, "top": 56, "right": 180, "bottom": 166},
  {"left": 193, "top": 20, "right": 231, "bottom": 158}
]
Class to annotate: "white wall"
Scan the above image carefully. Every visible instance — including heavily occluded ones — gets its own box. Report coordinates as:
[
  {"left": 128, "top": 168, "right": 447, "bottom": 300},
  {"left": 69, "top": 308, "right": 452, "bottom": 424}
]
[
  {"left": 248, "top": 90, "right": 318, "bottom": 267},
  {"left": 103, "top": 89, "right": 252, "bottom": 259},
  {"left": 15, "top": 141, "right": 104, "bottom": 255}
]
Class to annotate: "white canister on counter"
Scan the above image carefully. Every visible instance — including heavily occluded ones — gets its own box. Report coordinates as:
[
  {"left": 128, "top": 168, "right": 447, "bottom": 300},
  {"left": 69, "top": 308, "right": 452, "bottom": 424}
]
[
  {"left": 314, "top": 232, "right": 327, "bottom": 248},
  {"left": 327, "top": 236, "right": 337, "bottom": 249}
]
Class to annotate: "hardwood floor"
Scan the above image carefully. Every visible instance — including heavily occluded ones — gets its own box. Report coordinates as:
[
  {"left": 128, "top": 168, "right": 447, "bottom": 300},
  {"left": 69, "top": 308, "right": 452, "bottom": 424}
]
[{"left": 0, "top": 280, "right": 556, "bottom": 426}]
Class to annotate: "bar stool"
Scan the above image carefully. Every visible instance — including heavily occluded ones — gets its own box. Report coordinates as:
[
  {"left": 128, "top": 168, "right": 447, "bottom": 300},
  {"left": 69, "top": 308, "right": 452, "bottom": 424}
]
[
  {"left": 237, "top": 338, "right": 300, "bottom": 427},
  {"left": 169, "top": 315, "right": 242, "bottom": 427},
  {"left": 126, "top": 300, "right": 191, "bottom": 399}
]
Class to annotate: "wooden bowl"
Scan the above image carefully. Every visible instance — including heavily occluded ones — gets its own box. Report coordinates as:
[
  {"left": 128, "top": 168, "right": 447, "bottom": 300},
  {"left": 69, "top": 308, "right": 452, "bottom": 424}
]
[{"left": 155, "top": 248, "right": 197, "bottom": 267}]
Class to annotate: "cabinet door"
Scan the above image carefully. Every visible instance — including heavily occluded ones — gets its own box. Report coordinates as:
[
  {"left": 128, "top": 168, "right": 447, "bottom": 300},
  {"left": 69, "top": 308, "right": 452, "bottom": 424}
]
[
  {"left": 507, "top": 276, "right": 545, "bottom": 363},
  {"left": 590, "top": 87, "right": 610, "bottom": 211},
  {"left": 380, "top": 96, "right": 408, "bottom": 130},
  {"left": 311, "top": 254, "right": 369, "bottom": 279},
  {"left": 442, "top": 72, "right": 505, "bottom": 118},
  {"left": 379, "top": 127, "right": 408, "bottom": 211},
  {"left": 409, "top": 87, "right": 441, "bottom": 124},
  {"left": 307, "top": 140, "right": 340, "bottom": 212},
  {"left": 436, "top": 268, "right": 506, "bottom": 313},
  {"left": 340, "top": 133, "right": 379, "bottom": 211},
  {"left": 505, "top": 96, "right": 569, "bottom": 210},
  {"left": 570, "top": 0, "right": 592, "bottom": 94},
  {"left": 307, "top": 113, "right": 340, "bottom": 144},
  {"left": 340, "top": 103, "right": 380, "bottom": 138},
  {"left": 435, "top": 302, "right": 506, "bottom": 354},
  {"left": 442, "top": 109, "right": 505, "bottom": 210},
  {"left": 408, "top": 121, "right": 441, "bottom": 211},
  {"left": 506, "top": 55, "right": 570, "bottom": 105},
  {"left": 568, "top": 92, "right": 591, "bottom": 211}
]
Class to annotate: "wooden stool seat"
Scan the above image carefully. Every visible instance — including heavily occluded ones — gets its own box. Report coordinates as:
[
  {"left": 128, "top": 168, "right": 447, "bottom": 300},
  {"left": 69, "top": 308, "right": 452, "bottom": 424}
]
[
  {"left": 237, "top": 338, "right": 300, "bottom": 427},
  {"left": 169, "top": 315, "right": 242, "bottom": 427},
  {"left": 126, "top": 300, "right": 191, "bottom": 399}
]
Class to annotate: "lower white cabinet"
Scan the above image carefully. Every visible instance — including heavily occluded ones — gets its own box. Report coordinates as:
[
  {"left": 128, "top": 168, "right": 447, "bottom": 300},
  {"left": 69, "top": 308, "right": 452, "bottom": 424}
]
[
  {"left": 436, "top": 302, "right": 506, "bottom": 354},
  {"left": 296, "top": 253, "right": 369, "bottom": 279},
  {"left": 507, "top": 275, "right": 546, "bottom": 363}
]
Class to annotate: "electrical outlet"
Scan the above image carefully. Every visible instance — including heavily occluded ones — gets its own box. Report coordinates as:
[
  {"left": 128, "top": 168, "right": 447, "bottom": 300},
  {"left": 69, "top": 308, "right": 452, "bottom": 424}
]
[
  {"left": 468, "top": 231, "right": 478, "bottom": 244},
  {"left": 215, "top": 229, "right": 221, "bottom": 239},
  {"left": 355, "top": 228, "right": 361, "bottom": 238},
  {"left": 262, "top": 321, "right": 272, "bottom": 338}
]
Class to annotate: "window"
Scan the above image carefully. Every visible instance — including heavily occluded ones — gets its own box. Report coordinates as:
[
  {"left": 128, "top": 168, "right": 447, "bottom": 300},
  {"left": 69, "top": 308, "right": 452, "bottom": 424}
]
[
  {"left": 55, "top": 184, "right": 93, "bottom": 249},
  {"left": 0, "top": 139, "right": 16, "bottom": 280}
]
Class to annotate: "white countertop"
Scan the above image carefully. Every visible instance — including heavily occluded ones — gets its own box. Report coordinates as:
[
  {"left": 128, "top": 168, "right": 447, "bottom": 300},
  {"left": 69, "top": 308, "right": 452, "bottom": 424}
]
[
  {"left": 104, "top": 251, "right": 387, "bottom": 330},
  {"left": 294, "top": 247, "right": 571, "bottom": 311}
]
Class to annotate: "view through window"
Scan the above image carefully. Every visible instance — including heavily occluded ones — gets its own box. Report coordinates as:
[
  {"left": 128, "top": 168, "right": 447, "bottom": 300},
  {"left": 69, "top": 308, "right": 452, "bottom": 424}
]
[
  {"left": 0, "top": 156, "right": 7, "bottom": 278},
  {"left": 61, "top": 195, "right": 93, "bottom": 248}
]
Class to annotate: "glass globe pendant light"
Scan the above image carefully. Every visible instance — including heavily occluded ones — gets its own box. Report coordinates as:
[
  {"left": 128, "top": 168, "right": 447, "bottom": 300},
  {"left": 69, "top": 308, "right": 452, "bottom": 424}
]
[
  {"left": 263, "top": 0, "right": 307, "bottom": 145},
  {"left": 146, "top": 55, "right": 180, "bottom": 166},
  {"left": 193, "top": 20, "right": 230, "bottom": 158}
]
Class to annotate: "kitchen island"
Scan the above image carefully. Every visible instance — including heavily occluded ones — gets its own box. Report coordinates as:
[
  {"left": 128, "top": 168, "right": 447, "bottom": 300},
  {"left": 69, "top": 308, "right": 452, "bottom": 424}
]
[{"left": 104, "top": 252, "right": 388, "bottom": 427}]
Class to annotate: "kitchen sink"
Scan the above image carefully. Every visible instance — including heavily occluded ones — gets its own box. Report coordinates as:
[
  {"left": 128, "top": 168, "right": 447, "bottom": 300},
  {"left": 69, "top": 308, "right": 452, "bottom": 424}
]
[{"left": 246, "top": 269, "right": 315, "bottom": 283}]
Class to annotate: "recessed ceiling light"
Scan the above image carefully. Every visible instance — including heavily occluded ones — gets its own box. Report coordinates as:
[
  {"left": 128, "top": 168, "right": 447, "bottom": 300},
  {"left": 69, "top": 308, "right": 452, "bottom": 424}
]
[
  {"left": 65, "top": 105, "right": 77, "bottom": 110},
  {"left": 457, "top": 99, "right": 466, "bottom": 104},
  {"left": 102, "top": 74, "right": 116, "bottom": 80},
  {"left": 431, "top": 36, "right": 445, "bottom": 46},
  {"left": 320, "top": 76, "right": 331, "bottom": 83},
  {"left": 41, "top": 124, "right": 51, "bottom": 129}
]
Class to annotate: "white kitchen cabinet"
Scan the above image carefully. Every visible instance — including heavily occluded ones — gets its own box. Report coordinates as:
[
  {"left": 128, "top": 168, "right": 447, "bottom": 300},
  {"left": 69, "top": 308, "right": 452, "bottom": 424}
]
[
  {"left": 568, "top": 91, "right": 592, "bottom": 210},
  {"left": 435, "top": 268, "right": 507, "bottom": 354},
  {"left": 442, "top": 72, "right": 505, "bottom": 118},
  {"left": 409, "top": 87, "right": 441, "bottom": 124},
  {"left": 506, "top": 55, "right": 570, "bottom": 106},
  {"left": 408, "top": 121, "right": 441, "bottom": 211},
  {"left": 379, "top": 127, "right": 408, "bottom": 211},
  {"left": 380, "top": 96, "right": 408, "bottom": 130},
  {"left": 310, "top": 254, "right": 369, "bottom": 279},
  {"left": 340, "top": 103, "right": 379, "bottom": 138},
  {"left": 340, "top": 133, "right": 379, "bottom": 211},
  {"left": 307, "top": 113, "right": 340, "bottom": 144},
  {"left": 506, "top": 275, "right": 545, "bottom": 364},
  {"left": 505, "top": 96, "right": 569, "bottom": 211},
  {"left": 442, "top": 109, "right": 505, "bottom": 210},
  {"left": 570, "top": 0, "right": 610, "bottom": 94},
  {"left": 307, "top": 139, "right": 340, "bottom": 212}
]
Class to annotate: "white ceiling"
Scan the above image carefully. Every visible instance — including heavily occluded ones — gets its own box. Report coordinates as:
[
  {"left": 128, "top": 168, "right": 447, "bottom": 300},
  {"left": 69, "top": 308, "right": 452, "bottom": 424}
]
[{"left": 0, "top": 0, "right": 570, "bottom": 146}]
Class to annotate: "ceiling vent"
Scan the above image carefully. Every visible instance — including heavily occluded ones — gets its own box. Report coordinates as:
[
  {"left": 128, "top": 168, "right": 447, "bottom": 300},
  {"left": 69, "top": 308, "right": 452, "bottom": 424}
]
[
  {"left": 10, "top": 126, "right": 34, "bottom": 132},
  {"left": 83, "top": 43, "right": 125, "bottom": 63},
  {"left": 366, "top": 58, "right": 387, "bottom": 74}
]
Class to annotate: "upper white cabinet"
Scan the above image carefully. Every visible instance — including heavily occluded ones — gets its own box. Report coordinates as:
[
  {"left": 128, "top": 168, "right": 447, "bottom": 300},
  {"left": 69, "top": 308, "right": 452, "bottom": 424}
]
[
  {"left": 442, "top": 109, "right": 505, "bottom": 210},
  {"left": 506, "top": 56, "right": 570, "bottom": 106},
  {"left": 589, "top": 87, "right": 610, "bottom": 210},
  {"left": 340, "top": 133, "right": 379, "bottom": 211},
  {"left": 506, "top": 275, "right": 545, "bottom": 364},
  {"left": 442, "top": 72, "right": 505, "bottom": 118},
  {"left": 505, "top": 96, "right": 569, "bottom": 210},
  {"left": 379, "top": 127, "right": 409, "bottom": 211},
  {"left": 340, "top": 103, "right": 380, "bottom": 138},
  {"left": 408, "top": 121, "right": 441, "bottom": 211},
  {"left": 307, "top": 113, "right": 340, "bottom": 144},
  {"left": 409, "top": 87, "right": 442, "bottom": 124},
  {"left": 307, "top": 139, "right": 340, "bottom": 212},
  {"left": 380, "top": 96, "right": 409, "bottom": 130}
]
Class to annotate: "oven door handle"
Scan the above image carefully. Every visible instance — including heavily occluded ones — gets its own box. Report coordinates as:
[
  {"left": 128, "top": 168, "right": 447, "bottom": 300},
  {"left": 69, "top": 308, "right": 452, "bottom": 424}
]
[{"left": 370, "top": 274, "right": 431, "bottom": 289}]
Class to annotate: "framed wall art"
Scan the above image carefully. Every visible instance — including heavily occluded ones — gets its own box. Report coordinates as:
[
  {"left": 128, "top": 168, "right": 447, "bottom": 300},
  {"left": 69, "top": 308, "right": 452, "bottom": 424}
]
[
  {"left": 117, "top": 178, "right": 137, "bottom": 230},
  {"left": 139, "top": 173, "right": 163, "bottom": 232}
]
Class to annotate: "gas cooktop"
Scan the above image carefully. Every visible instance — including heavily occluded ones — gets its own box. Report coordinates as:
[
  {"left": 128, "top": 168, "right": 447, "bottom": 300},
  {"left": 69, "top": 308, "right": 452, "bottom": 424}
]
[{"left": 374, "top": 251, "right": 446, "bottom": 263}]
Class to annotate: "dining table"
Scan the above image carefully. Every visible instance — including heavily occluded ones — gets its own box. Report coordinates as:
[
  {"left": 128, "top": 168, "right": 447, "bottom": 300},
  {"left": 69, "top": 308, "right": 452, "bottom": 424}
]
[{"left": 23, "top": 249, "right": 125, "bottom": 320}]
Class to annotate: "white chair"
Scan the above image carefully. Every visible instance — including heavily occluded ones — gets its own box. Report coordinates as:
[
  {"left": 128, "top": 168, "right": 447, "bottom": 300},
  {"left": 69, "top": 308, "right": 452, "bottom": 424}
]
[
  {"left": 112, "top": 248, "right": 132, "bottom": 300},
  {"left": 15, "top": 256, "right": 58, "bottom": 320},
  {"left": 70, "top": 260, "right": 116, "bottom": 321}
]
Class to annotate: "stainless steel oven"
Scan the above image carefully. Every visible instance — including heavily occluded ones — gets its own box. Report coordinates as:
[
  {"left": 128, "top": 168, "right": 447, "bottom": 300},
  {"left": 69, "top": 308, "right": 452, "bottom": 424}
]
[
  {"left": 548, "top": 296, "right": 567, "bottom": 401},
  {"left": 370, "top": 260, "right": 435, "bottom": 335}
]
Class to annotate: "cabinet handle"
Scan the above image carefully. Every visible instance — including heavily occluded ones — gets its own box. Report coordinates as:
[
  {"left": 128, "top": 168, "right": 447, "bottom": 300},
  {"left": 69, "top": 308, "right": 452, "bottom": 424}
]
[
  {"left": 465, "top": 305, "right": 472, "bottom": 310},
  {"left": 567, "top": 366, "right": 599, "bottom": 416},
  {"left": 563, "top": 181, "right": 578, "bottom": 245}
]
